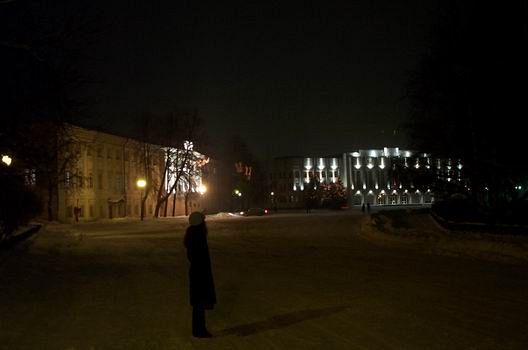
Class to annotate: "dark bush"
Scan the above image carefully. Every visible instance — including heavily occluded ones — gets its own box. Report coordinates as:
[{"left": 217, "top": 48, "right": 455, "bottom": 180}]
[
  {"left": 0, "top": 171, "right": 42, "bottom": 241},
  {"left": 432, "top": 195, "right": 483, "bottom": 223}
]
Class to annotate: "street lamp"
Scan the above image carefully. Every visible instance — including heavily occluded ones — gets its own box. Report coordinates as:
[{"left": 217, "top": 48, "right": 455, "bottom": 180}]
[
  {"left": 1, "top": 155, "right": 12, "bottom": 166},
  {"left": 137, "top": 179, "right": 147, "bottom": 221}
]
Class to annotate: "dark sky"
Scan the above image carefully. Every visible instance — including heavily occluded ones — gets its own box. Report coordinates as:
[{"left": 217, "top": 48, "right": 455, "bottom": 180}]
[{"left": 83, "top": 1, "right": 441, "bottom": 159}]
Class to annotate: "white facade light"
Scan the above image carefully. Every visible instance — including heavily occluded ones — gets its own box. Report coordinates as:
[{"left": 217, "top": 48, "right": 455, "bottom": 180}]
[
  {"left": 368, "top": 190, "right": 373, "bottom": 194},
  {"left": 317, "top": 158, "right": 325, "bottom": 170},
  {"left": 304, "top": 158, "right": 312, "bottom": 170},
  {"left": 183, "top": 140, "right": 194, "bottom": 151},
  {"left": 367, "top": 163, "right": 374, "bottom": 169},
  {"left": 352, "top": 152, "right": 360, "bottom": 157},
  {"left": 356, "top": 190, "right": 361, "bottom": 195},
  {"left": 363, "top": 183, "right": 366, "bottom": 190}
]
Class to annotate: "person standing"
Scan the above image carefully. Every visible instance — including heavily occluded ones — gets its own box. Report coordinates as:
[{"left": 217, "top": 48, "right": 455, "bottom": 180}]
[{"left": 184, "top": 212, "right": 216, "bottom": 338}]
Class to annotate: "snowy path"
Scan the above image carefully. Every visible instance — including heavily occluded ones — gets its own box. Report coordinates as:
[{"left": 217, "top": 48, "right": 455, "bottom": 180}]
[{"left": 1, "top": 212, "right": 527, "bottom": 349}]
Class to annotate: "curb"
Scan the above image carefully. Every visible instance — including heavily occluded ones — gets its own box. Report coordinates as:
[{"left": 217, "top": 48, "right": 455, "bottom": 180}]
[{"left": 0, "top": 224, "right": 42, "bottom": 251}]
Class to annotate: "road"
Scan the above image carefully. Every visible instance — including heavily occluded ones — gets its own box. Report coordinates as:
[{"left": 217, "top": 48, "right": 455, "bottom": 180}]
[{"left": 1, "top": 211, "right": 527, "bottom": 349}]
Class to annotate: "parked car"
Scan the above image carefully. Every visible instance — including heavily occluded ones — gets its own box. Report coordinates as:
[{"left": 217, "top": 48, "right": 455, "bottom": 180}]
[{"left": 243, "top": 208, "right": 268, "bottom": 216}]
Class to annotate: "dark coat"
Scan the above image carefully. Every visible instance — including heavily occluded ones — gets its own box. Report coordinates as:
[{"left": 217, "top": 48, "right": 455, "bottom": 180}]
[{"left": 184, "top": 223, "right": 216, "bottom": 308}]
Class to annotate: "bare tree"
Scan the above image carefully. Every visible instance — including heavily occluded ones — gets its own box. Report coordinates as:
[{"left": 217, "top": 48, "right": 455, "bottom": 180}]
[
  {"left": 153, "top": 113, "right": 201, "bottom": 218},
  {"left": 17, "top": 122, "right": 81, "bottom": 221}
]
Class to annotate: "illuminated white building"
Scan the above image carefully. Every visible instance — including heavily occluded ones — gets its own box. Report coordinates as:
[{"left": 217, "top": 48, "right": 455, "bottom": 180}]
[{"left": 270, "top": 147, "right": 464, "bottom": 208}]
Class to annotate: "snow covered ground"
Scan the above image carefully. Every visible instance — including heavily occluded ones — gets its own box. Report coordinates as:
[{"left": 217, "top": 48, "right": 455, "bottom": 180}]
[
  {"left": 362, "top": 209, "right": 528, "bottom": 264},
  {"left": 1, "top": 210, "right": 528, "bottom": 349}
]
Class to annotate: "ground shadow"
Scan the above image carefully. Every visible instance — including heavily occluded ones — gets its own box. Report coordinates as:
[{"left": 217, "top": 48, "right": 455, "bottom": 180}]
[{"left": 216, "top": 304, "right": 350, "bottom": 337}]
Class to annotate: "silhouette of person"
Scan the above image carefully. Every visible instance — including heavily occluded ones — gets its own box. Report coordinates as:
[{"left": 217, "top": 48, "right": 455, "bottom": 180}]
[
  {"left": 361, "top": 203, "right": 365, "bottom": 213},
  {"left": 367, "top": 202, "right": 371, "bottom": 213},
  {"left": 184, "top": 212, "right": 216, "bottom": 338}
]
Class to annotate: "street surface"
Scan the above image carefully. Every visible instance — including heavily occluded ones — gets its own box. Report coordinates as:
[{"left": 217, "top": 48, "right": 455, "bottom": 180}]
[{"left": 1, "top": 211, "right": 527, "bottom": 349}]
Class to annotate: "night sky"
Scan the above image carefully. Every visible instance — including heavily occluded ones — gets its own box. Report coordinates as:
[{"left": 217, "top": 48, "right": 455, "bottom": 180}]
[{"left": 82, "top": 1, "right": 441, "bottom": 159}]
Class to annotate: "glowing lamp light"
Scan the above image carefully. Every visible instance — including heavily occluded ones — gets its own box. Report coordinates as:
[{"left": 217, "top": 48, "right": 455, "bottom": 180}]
[
  {"left": 136, "top": 179, "right": 147, "bottom": 188},
  {"left": 197, "top": 184, "right": 207, "bottom": 195},
  {"left": 1, "top": 155, "right": 12, "bottom": 166},
  {"left": 367, "top": 163, "right": 374, "bottom": 169},
  {"left": 354, "top": 164, "right": 361, "bottom": 169},
  {"left": 264, "top": 209, "right": 268, "bottom": 214},
  {"left": 270, "top": 192, "right": 275, "bottom": 196},
  {"left": 356, "top": 190, "right": 361, "bottom": 195},
  {"left": 238, "top": 192, "right": 242, "bottom": 197}
]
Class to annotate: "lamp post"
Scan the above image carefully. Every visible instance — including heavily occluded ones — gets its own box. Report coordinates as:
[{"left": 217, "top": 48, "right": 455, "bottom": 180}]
[{"left": 137, "top": 179, "right": 147, "bottom": 221}]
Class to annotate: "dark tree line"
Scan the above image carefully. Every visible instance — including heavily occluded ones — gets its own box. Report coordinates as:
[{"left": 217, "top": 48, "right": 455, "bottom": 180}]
[
  {"left": 405, "top": 1, "right": 528, "bottom": 212},
  {"left": 1, "top": 2, "right": 100, "bottom": 229}
]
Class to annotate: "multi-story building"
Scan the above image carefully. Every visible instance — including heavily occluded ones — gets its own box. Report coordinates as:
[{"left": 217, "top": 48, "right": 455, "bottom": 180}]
[
  {"left": 50, "top": 126, "right": 213, "bottom": 222},
  {"left": 269, "top": 147, "right": 464, "bottom": 208}
]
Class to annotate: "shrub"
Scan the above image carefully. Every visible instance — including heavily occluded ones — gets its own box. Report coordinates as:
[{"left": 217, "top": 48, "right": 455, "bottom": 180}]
[{"left": 0, "top": 171, "right": 42, "bottom": 241}]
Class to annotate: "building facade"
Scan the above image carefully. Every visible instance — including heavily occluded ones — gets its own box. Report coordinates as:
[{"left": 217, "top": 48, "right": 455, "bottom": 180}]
[
  {"left": 52, "top": 126, "right": 212, "bottom": 222},
  {"left": 269, "top": 147, "right": 464, "bottom": 208}
]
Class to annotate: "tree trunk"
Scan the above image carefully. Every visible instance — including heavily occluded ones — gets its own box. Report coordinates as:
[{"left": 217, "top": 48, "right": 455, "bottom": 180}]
[
  {"left": 185, "top": 192, "right": 189, "bottom": 216},
  {"left": 47, "top": 184, "right": 54, "bottom": 221},
  {"left": 154, "top": 152, "right": 170, "bottom": 218},
  {"left": 172, "top": 192, "right": 177, "bottom": 216}
]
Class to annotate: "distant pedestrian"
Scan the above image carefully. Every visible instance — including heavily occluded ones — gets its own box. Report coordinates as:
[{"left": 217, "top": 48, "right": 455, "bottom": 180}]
[
  {"left": 184, "top": 212, "right": 216, "bottom": 338},
  {"left": 367, "top": 203, "right": 371, "bottom": 213},
  {"left": 361, "top": 203, "right": 365, "bottom": 213}
]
